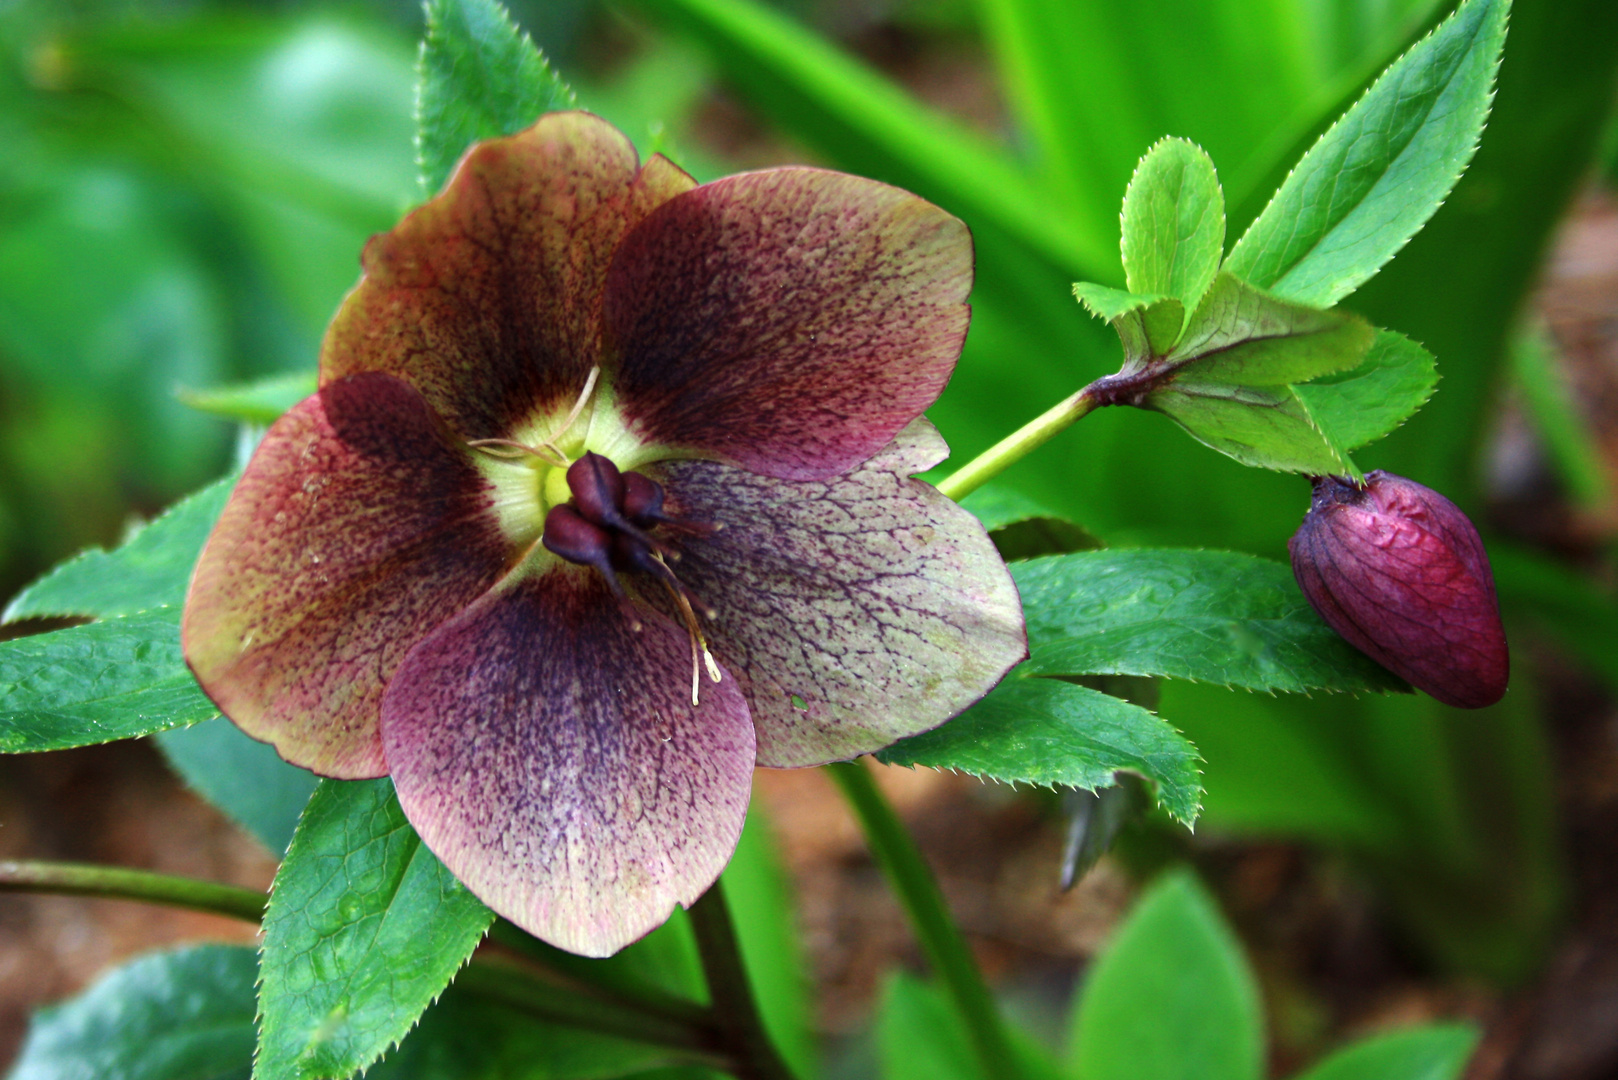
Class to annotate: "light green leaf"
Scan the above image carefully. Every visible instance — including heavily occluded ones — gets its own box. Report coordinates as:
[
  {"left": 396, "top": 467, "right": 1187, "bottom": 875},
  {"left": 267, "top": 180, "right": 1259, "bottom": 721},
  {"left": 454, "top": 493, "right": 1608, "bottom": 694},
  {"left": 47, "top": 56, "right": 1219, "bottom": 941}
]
[
  {"left": 1225, "top": 0, "right": 1510, "bottom": 306},
  {"left": 1122, "top": 138, "right": 1225, "bottom": 320},
  {"left": 416, "top": 0, "right": 576, "bottom": 196},
  {"left": 178, "top": 371, "right": 316, "bottom": 426},
  {"left": 877, "top": 674, "right": 1202, "bottom": 825},
  {"left": 1169, "top": 272, "right": 1374, "bottom": 385},
  {"left": 1509, "top": 325, "right": 1610, "bottom": 508},
  {"left": 1014, "top": 550, "right": 1409, "bottom": 694},
  {"left": 256, "top": 778, "right": 494, "bottom": 1080},
  {"left": 0, "top": 609, "right": 216, "bottom": 752},
  {"left": 5, "top": 475, "right": 233, "bottom": 621},
  {"left": 878, "top": 972, "right": 982, "bottom": 1080},
  {"left": 1067, "top": 870, "right": 1262, "bottom": 1080},
  {"left": 9, "top": 944, "right": 258, "bottom": 1080},
  {"left": 1293, "top": 329, "right": 1438, "bottom": 450},
  {"left": 1146, "top": 381, "right": 1359, "bottom": 478},
  {"left": 1072, "top": 284, "right": 1183, "bottom": 360},
  {"left": 155, "top": 717, "right": 319, "bottom": 855},
  {"left": 1294, "top": 1025, "right": 1479, "bottom": 1080}
]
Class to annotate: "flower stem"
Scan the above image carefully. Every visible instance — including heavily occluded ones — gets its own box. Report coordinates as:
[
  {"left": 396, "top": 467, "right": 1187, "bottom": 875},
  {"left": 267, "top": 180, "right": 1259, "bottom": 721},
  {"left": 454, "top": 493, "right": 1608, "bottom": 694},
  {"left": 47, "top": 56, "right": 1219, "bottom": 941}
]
[
  {"left": 687, "top": 879, "right": 799, "bottom": 1080},
  {"left": 827, "top": 761, "right": 1021, "bottom": 1080},
  {"left": 936, "top": 386, "right": 1098, "bottom": 502},
  {"left": 0, "top": 859, "right": 266, "bottom": 922}
]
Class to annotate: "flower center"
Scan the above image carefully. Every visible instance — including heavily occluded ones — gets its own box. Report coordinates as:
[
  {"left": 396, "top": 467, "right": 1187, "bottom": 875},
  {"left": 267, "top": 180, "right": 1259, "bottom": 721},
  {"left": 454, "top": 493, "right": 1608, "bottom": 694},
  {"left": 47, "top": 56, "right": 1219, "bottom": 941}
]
[{"left": 541, "top": 452, "right": 722, "bottom": 705}]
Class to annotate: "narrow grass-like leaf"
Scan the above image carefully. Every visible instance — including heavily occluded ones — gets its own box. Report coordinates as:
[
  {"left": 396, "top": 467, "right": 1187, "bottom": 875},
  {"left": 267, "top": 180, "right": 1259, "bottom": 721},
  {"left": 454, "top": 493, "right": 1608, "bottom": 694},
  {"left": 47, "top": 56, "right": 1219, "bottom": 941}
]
[
  {"left": 5, "top": 475, "right": 233, "bottom": 621},
  {"left": 1294, "top": 329, "right": 1438, "bottom": 450},
  {"left": 256, "top": 778, "right": 494, "bottom": 1080},
  {"left": 1122, "top": 138, "right": 1225, "bottom": 319},
  {"left": 1225, "top": 0, "right": 1509, "bottom": 306},
  {"left": 1015, "top": 549, "right": 1408, "bottom": 694},
  {"left": 0, "top": 609, "right": 217, "bottom": 752},
  {"left": 1293, "top": 1025, "right": 1479, "bottom": 1080},
  {"left": 178, "top": 371, "right": 316, "bottom": 426},
  {"left": 417, "top": 0, "right": 575, "bottom": 196},
  {"left": 10, "top": 944, "right": 258, "bottom": 1080},
  {"left": 1509, "top": 325, "right": 1610, "bottom": 508},
  {"left": 1067, "top": 871, "right": 1262, "bottom": 1080},
  {"left": 878, "top": 674, "right": 1202, "bottom": 825}
]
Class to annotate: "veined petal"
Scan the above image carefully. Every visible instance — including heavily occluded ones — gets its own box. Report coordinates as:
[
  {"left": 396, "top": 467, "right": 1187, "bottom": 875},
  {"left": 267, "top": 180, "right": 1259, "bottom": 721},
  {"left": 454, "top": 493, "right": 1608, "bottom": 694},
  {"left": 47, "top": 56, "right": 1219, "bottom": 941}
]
[
  {"left": 322, "top": 111, "right": 696, "bottom": 441},
  {"left": 654, "top": 419, "right": 1026, "bottom": 766},
  {"left": 183, "top": 374, "right": 514, "bottom": 778},
  {"left": 381, "top": 569, "right": 755, "bottom": 957},
  {"left": 605, "top": 169, "right": 972, "bottom": 481}
]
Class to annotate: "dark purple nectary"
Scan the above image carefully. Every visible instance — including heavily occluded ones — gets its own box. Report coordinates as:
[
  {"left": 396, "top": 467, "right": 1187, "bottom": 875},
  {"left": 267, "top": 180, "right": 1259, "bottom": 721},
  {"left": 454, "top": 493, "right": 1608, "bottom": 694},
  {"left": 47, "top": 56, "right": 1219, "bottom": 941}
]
[{"left": 1289, "top": 471, "right": 1509, "bottom": 709}]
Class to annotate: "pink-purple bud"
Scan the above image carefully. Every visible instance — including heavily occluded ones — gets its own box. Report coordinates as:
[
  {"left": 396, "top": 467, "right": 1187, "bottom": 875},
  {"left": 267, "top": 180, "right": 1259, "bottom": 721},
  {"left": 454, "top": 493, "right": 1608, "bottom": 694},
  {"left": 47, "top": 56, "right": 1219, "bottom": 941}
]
[{"left": 1288, "top": 471, "right": 1509, "bottom": 709}]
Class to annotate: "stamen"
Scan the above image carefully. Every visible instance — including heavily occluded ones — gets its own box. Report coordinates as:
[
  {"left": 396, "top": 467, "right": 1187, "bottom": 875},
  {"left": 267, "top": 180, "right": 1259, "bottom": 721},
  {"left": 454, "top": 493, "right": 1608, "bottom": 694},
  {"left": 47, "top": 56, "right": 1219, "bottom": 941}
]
[
  {"left": 538, "top": 366, "right": 601, "bottom": 458},
  {"left": 467, "top": 437, "right": 568, "bottom": 469},
  {"left": 649, "top": 554, "right": 720, "bottom": 706}
]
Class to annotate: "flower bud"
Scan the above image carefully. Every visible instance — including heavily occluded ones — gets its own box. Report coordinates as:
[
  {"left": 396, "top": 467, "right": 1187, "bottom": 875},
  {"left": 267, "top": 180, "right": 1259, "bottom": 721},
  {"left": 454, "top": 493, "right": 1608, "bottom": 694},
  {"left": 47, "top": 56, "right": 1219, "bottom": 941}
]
[{"left": 1289, "top": 471, "right": 1508, "bottom": 709}]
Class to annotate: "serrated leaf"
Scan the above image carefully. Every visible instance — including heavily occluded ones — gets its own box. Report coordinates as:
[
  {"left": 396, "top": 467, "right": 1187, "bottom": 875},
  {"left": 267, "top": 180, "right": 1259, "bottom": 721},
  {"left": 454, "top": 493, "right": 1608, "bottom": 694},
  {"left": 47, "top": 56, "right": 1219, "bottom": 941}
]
[
  {"left": 1293, "top": 1025, "right": 1479, "bottom": 1080},
  {"left": 1224, "top": 0, "right": 1509, "bottom": 306},
  {"left": 5, "top": 475, "right": 233, "bottom": 621},
  {"left": 1122, "top": 138, "right": 1225, "bottom": 321},
  {"left": 155, "top": 717, "right": 319, "bottom": 855},
  {"left": 0, "top": 609, "right": 217, "bottom": 752},
  {"left": 1073, "top": 283, "right": 1184, "bottom": 360},
  {"left": 1169, "top": 272, "right": 1374, "bottom": 385},
  {"left": 877, "top": 674, "right": 1202, "bottom": 825},
  {"left": 1014, "top": 550, "right": 1409, "bottom": 694},
  {"left": 416, "top": 0, "right": 576, "bottom": 196},
  {"left": 10, "top": 944, "right": 258, "bottom": 1080},
  {"left": 178, "top": 371, "right": 316, "bottom": 425},
  {"left": 1147, "top": 380, "right": 1360, "bottom": 478},
  {"left": 1067, "top": 871, "right": 1262, "bottom": 1080},
  {"left": 256, "top": 778, "right": 495, "bottom": 1080},
  {"left": 1293, "top": 329, "right": 1438, "bottom": 450},
  {"left": 960, "top": 486, "right": 1101, "bottom": 561}
]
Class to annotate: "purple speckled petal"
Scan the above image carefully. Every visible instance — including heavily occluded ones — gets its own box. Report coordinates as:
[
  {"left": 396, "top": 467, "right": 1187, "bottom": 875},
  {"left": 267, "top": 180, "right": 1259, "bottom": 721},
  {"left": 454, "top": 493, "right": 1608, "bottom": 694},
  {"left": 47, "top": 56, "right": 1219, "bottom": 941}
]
[
  {"left": 604, "top": 169, "right": 972, "bottom": 481},
  {"left": 322, "top": 111, "right": 696, "bottom": 441},
  {"left": 381, "top": 569, "right": 755, "bottom": 957},
  {"left": 650, "top": 419, "right": 1026, "bottom": 767},
  {"left": 183, "top": 374, "right": 515, "bottom": 778}
]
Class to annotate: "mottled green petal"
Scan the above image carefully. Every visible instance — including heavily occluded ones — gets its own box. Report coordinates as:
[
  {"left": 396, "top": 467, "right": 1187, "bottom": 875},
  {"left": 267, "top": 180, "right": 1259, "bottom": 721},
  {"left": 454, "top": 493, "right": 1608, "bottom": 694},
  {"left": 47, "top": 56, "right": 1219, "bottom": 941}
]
[
  {"left": 655, "top": 419, "right": 1026, "bottom": 767},
  {"left": 322, "top": 111, "right": 695, "bottom": 441},
  {"left": 381, "top": 569, "right": 755, "bottom": 956},
  {"left": 183, "top": 374, "right": 515, "bottom": 778}
]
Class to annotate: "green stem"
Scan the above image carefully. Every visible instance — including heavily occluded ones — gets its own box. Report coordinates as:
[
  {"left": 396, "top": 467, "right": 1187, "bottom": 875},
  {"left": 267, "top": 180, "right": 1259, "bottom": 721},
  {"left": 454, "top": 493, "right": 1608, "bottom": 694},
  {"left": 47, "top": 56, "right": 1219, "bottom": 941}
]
[
  {"left": 827, "top": 762, "right": 1021, "bottom": 1080},
  {"left": 937, "top": 387, "right": 1098, "bottom": 501},
  {"left": 0, "top": 859, "right": 266, "bottom": 922},
  {"left": 456, "top": 961, "right": 727, "bottom": 1066},
  {"left": 687, "top": 880, "right": 799, "bottom": 1080}
]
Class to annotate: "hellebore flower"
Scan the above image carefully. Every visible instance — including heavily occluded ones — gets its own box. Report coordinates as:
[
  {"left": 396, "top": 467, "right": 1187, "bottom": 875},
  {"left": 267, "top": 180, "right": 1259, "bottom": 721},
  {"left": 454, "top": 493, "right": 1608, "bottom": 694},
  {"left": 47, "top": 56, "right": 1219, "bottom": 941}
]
[
  {"left": 1289, "top": 471, "right": 1508, "bottom": 709},
  {"left": 181, "top": 112, "right": 1026, "bottom": 955}
]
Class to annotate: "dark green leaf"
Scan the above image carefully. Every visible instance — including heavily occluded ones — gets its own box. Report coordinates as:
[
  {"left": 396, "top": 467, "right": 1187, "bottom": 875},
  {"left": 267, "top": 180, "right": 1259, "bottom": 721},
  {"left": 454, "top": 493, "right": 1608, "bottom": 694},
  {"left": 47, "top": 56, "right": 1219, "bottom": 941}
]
[
  {"left": 1168, "top": 273, "right": 1373, "bottom": 386},
  {"left": 1014, "top": 549, "right": 1409, "bottom": 693},
  {"left": 1224, "top": 0, "right": 1509, "bottom": 306},
  {"left": 960, "top": 486, "right": 1100, "bottom": 561},
  {"left": 5, "top": 476, "right": 233, "bottom": 621},
  {"left": 10, "top": 944, "right": 257, "bottom": 1080},
  {"left": 878, "top": 674, "right": 1202, "bottom": 825},
  {"left": 417, "top": 0, "right": 576, "bottom": 196},
  {"left": 1122, "top": 138, "right": 1225, "bottom": 319},
  {"left": 367, "top": 984, "right": 678, "bottom": 1080},
  {"left": 1293, "top": 329, "right": 1437, "bottom": 450},
  {"left": 1146, "top": 381, "right": 1358, "bottom": 478},
  {"left": 0, "top": 609, "right": 216, "bottom": 752},
  {"left": 155, "top": 717, "right": 319, "bottom": 855},
  {"left": 877, "top": 973, "right": 982, "bottom": 1080},
  {"left": 256, "top": 778, "right": 494, "bottom": 1080},
  {"left": 1067, "top": 870, "right": 1262, "bottom": 1080},
  {"left": 1293, "top": 1025, "right": 1478, "bottom": 1080},
  {"left": 178, "top": 372, "right": 316, "bottom": 426}
]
